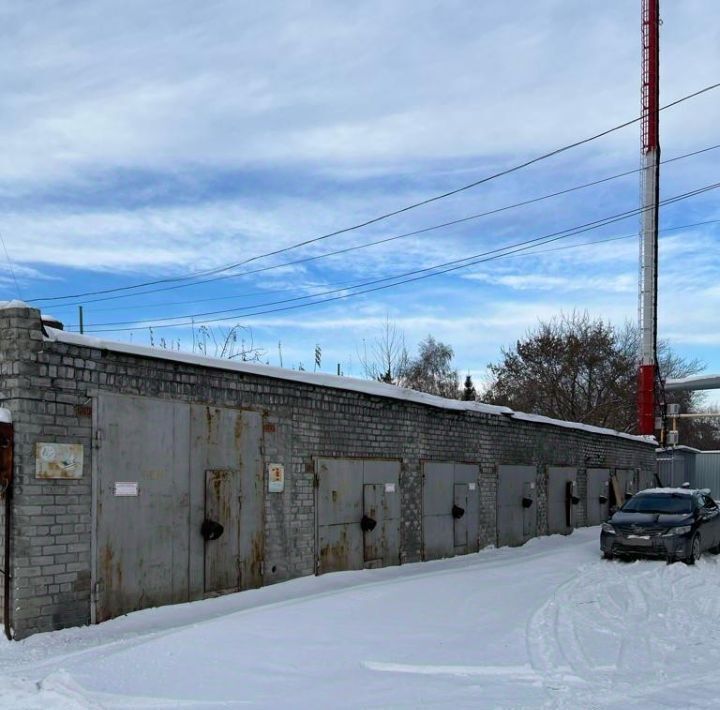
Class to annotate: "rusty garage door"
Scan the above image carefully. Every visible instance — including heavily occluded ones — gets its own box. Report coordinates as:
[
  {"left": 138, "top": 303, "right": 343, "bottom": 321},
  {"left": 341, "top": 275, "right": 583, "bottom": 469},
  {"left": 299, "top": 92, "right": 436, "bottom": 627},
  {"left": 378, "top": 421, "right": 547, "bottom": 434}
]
[
  {"left": 546, "top": 467, "right": 578, "bottom": 535},
  {"left": 94, "top": 394, "right": 263, "bottom": 622},
  {"left": 586, "top": 468, "right": 611, "bottom": 526},
  {"left": 316, "top": 458, "right": 400, "bottom": 574},
  {"left": 190, "top": 405, "right": 264, "bottom": 594},
  {"left": 194, "top": 405, "right": 264, "bottom": 596},
  {"left": 422, "top": 462, "right": 479, "bottom": 560},
  {"left": 497, "top": 465, "right": 537, "bottom": 547},
  {"left": 610, "top": 468, "right": 636, "bottom": 510}
]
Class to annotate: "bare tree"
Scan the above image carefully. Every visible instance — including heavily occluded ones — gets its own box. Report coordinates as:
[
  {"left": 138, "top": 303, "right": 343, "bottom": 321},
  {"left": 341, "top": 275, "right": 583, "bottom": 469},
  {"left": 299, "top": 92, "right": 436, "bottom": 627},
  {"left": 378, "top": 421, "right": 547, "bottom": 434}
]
[
  {"left": 194, "top": 324, "right": 267, "bottom": 362},
  {"left": 674, "top": 405, "right": 720, "bottom": 449},
  {"left": 359, "top": 317, "right": 409, "bottom": 384},
  {"left": 483, "top": 311, "right": 706, "bottom": 435},
  {"left": 403, "top": 335, "right": 459, "bottom": 398}
]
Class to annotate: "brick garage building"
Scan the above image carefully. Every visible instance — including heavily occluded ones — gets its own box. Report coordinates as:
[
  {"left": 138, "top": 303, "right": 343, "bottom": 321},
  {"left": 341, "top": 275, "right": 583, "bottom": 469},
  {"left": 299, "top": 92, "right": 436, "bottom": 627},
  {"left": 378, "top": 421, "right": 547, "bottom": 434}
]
[{"left": 0, "top": 304, "right": 655, "bottom": 639}]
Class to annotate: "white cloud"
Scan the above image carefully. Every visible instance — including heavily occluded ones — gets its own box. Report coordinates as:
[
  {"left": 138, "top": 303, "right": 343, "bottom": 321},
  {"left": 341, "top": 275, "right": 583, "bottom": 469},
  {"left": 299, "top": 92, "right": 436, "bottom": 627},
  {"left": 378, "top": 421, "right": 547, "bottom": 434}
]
[
  {"left": 0, "top": 1, "right": 717, "bottom": 187},
  {"left": 1, "top": 0, "right": 718, "bottom": 383}
]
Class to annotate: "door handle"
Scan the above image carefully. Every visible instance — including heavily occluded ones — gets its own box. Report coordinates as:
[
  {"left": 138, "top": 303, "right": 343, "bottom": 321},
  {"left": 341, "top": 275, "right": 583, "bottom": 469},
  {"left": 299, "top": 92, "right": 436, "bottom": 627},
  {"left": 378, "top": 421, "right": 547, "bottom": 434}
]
[
  {"left": 522, "top": 496, "right": 534, "bottom": 508},
  {"left": 452, "top": 504, "right": 465, "bottom": 519},
  {"left": 201, "top": 519, "right": 224, "bottom": 541},
  {"left": 360, "top": 515, "right": 377, "bottom": 532}
]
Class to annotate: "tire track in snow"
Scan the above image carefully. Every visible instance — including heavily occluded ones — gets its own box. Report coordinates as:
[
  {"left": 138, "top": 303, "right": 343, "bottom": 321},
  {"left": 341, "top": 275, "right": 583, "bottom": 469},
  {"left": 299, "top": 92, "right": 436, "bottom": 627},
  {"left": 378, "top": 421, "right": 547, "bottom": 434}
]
[{"left": 528, "top": 553, "right": 720, "bottom": 707}]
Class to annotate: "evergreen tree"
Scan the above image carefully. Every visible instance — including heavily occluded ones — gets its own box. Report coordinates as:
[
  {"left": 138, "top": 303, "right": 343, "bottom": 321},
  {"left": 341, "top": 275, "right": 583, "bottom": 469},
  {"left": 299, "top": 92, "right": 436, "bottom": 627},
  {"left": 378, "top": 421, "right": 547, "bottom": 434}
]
[{"left": 462, "top": 374, "right": 477, "bottom": 401}]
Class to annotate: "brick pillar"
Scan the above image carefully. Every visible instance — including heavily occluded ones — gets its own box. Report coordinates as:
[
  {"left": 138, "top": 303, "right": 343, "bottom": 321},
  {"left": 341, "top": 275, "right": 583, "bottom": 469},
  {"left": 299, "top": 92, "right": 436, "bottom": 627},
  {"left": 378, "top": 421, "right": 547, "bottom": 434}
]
[{"left": 0, "top": 305, "right": 44, "bottom": 637}]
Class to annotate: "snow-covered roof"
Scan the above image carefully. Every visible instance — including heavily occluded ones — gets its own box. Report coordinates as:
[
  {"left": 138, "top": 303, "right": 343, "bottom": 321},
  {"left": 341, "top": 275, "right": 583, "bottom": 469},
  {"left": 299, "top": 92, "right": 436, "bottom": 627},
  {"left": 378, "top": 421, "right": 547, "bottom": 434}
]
[
  {"left": 43, "top": 327, "right": 655, "bottom": 445},
  {"left": 638, "top": 487, "right": 695, "bottom": 496},
  {"left": 656, "top": 445, "right": 703, "bottom": 454},
  {"left": 0, "top": 300, "right": 33, "bottom": 310}
]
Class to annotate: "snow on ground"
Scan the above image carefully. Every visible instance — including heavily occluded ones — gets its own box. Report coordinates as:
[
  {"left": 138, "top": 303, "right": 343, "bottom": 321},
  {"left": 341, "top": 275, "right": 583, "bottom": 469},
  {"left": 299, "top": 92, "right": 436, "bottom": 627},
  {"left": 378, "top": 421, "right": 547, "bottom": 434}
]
[{"left": 2, "top": 528, "right": 720, "bottom": 709}]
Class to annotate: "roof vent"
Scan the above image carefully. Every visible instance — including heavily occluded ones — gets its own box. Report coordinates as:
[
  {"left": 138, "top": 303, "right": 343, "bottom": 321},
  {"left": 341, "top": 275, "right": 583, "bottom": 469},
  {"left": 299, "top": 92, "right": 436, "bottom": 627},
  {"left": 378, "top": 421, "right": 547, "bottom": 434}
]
[{"left": 41, "top": 314, "right": 64, "bottom": 331}]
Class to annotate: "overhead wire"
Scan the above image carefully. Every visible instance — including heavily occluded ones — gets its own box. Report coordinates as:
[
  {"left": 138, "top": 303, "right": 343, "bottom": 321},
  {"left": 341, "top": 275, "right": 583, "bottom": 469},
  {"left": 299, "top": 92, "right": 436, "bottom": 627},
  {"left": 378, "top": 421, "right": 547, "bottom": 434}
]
[
  {"left": 40, "top": 141, "right": 720, "bottom": 310},
  {"left": 28, "top": 81, "right": 720, "bottom": 304},
  {"left": 53, "top": 216, "right": 720, "bottom": 318},
  {"left": 79, "top": 180, "right": 720, "bottom": 332}
]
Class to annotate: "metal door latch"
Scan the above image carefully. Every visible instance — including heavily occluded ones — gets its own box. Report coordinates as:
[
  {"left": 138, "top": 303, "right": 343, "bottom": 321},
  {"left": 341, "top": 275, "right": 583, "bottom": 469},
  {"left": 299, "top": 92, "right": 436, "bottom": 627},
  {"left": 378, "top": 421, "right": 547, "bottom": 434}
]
[
  {"left": 201, "top": 519, "right": 224, "bottom": 541},
  {"left": 452, "top": 504, "right": 465, "bottom": 519},
  {"left": 360, "top": 515, "right": 377, "bottom": 532}
]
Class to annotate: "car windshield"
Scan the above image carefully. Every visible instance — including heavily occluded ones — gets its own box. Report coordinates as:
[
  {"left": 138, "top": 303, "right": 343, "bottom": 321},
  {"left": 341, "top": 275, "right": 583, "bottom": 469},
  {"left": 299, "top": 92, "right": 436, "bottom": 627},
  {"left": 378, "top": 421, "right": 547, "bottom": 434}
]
[{"left": 621, "top": 494, "right": 693, "bottom": 515}]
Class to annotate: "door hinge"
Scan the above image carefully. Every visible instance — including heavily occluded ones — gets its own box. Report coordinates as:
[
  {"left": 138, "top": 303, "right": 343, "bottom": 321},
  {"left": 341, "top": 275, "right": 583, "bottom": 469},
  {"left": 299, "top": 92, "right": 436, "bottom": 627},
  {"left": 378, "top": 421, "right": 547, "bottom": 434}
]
[
  {"left": 93, "top": 429, "right": 103, "bottom": 448},
  {"left": 92, "top": 580, "right": 103, "bottom": 603},
  {"left": 313, "top": 473, "right": 319, "bottom": 488}
]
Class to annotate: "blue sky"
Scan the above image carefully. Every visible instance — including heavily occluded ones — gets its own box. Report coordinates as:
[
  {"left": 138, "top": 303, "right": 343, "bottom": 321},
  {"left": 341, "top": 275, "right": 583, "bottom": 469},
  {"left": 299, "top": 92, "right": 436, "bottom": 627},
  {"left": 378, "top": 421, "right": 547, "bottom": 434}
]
[{"left": 1, "top": 0, "right": 719, "bottom": 399}]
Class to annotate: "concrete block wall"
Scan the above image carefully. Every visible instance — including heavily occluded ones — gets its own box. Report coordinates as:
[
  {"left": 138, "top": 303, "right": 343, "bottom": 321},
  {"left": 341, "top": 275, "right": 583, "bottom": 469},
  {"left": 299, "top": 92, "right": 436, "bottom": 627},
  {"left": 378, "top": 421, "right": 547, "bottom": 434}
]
[{"left": 0, "top": 305, "right": 656, "bottom": 638}]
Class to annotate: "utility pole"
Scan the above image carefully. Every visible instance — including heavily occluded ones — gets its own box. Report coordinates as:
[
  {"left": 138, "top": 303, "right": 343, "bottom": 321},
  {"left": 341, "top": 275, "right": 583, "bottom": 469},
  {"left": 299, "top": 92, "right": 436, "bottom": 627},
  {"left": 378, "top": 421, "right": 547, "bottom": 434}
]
[{"left": 637, "top": 0, "right": 661, "bottom": 436}]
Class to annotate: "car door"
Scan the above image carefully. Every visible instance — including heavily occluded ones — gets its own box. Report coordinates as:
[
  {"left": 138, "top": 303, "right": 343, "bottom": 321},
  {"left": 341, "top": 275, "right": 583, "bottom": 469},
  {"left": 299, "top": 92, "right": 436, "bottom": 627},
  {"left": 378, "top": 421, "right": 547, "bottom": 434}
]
[{"left": 702, "top": 494, "right": 720, "bottom": 548}]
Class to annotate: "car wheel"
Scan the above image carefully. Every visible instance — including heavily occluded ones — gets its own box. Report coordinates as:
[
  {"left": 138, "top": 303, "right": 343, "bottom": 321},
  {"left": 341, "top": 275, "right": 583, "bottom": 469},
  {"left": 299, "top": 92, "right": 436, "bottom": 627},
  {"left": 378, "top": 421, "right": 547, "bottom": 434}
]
[
  {"left": 602, "top": 551, "right": 613, "bottom": 560},
  {"left": 686, "top": 534, "right": 701, "bottom": 566}
]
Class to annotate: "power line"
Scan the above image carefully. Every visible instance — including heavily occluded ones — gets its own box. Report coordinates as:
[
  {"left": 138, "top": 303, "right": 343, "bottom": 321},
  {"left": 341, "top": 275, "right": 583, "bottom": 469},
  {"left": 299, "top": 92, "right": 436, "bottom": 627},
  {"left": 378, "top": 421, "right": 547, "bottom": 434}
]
[
  {"left": 38, "top": 141, "right": 720, "bottom": 309},
  {"left": 52, "top": 216, "right": 720, "bottom": 318},
  {"left": 29, "top": 82, "right": 720, "bottom": 304},
  {"left": 504, "top": 217, "right": 720, "bottom": 260},
  {"left": 80, "top": 180, "right": 720, "bottom": 332}
]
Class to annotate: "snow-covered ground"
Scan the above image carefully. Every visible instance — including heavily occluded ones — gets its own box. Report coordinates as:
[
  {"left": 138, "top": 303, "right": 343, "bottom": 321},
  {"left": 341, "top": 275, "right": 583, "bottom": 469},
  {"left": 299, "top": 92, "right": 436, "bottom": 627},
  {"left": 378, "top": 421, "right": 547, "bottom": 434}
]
[{"left": 2, "top": 527, "right": 719, "bottom": 709}]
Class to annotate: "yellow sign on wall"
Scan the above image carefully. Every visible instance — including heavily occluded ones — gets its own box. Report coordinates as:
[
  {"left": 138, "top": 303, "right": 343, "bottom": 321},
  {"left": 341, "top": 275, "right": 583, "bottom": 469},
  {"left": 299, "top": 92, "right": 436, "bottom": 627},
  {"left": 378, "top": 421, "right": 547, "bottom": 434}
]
[{"left": 35, "top": 443, "right": 84, "bottom": 479}]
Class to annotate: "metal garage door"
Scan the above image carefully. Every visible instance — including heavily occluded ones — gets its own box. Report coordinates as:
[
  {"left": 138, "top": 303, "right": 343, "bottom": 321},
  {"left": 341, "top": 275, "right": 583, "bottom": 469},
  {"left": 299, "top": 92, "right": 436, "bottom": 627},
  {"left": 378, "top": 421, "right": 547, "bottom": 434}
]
[
  {"left": 422, "top": 462, "right": 479, "bottom": 560},
  {"left": 422, "top": 462, "right": 454, "bottom": 560},
  {"left": 637, "top": 468, "right": 656, "bottom": 493},
  {"left": 363, "top": 459, "right": 401, "bottom": 568},
  {"left": 94, "top": 394, "right": 264, "bottom": 623},
  {"left": 586, "top": 468, "right": 610, "bottom": 526},
  {"left": 316, "top": 458, "right": 400, "bottom": 574},
  {"left": 547, "top": 467, "right": 578, "bottom": 535},
  {"left": 497, "top": 465, "right": 537, "bottom": 547},
  {"left": 196, "top": 406, "right": 264, "bottom": 596},
  {"left": 611, "top": 469, "right": 636, "bottom": 510},
  {"left": 95, "top": 394, "right": 190, "bottom": 622}
]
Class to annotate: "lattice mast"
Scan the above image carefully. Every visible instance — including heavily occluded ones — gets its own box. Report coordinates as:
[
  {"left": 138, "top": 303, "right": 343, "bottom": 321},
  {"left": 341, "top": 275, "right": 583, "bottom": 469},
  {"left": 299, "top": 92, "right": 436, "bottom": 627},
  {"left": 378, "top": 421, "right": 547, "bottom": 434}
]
[{"left": 638, "top": 0, "right": 661, "bottom": 435}]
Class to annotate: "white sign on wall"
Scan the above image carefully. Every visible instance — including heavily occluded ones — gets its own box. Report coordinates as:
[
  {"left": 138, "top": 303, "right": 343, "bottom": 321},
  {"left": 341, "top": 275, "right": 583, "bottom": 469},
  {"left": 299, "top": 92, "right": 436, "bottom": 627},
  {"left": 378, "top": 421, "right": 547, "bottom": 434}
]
[
  {"left": 268, "top": 463, "right": 285, "bottom": 493},
  {"left": 114, "top": 482, "right": 139, "bottom": 497},
  {"left": 35, "top": 443, "right": 84, "bottom": 479}
]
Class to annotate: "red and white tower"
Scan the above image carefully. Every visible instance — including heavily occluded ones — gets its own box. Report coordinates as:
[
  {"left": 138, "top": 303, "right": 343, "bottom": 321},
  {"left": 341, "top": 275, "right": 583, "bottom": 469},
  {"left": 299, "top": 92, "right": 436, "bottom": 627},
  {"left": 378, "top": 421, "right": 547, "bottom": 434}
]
[{"left": 637, "top": 0, "right": 661, "bottom": 435}]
